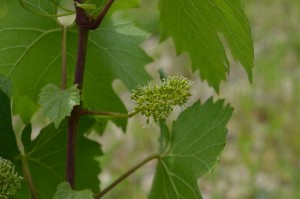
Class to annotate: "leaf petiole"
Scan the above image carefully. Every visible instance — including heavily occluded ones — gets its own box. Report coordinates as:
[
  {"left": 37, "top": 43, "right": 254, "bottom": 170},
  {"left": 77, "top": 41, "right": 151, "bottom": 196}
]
[
  {"left": 20, "top": 155, "right": 38, "bottom": 199},
  {"left": 94, "top": 153, "right": 160, "bottom": 199},
  {"left": 79, "top": 109, "right": 139, "bottom": 118},
  {"left": 61, "top": 26, "right": 67, "bottom": 90}
]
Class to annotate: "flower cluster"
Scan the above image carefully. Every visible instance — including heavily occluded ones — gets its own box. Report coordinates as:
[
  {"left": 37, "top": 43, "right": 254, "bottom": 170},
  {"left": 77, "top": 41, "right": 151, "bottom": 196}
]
[
  {"left": 130, "top": 76, "right": 192, "bottom": 123},
  {"left": 0, "top": 157, "right": 22, "bottom": 199}
]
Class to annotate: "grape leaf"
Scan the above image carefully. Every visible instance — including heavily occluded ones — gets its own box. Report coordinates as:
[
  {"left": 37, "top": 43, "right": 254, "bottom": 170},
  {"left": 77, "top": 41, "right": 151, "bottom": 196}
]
[
  {"left": 0, "top": 1, "right": 151, "bottom": 127},
  {"left": 18, "top": 0, "right": 56, "bottom": 17},
  {"left": 159, "top": 0, "right": 254, "bottom": 92},
  {"left": 15, "top": 118, "right": 102, "bottom": 199},
  {"left": 38, "top": 83, "right": 80, "bottom": 128},
  {"left": 149, "top": 98, "right": 233, "bottom": 198},
  {"left": 111, "top": 0, "right": 140, "bottom": 11},
  {"left": 0, "top": 75, "right": 11, "bottom": 97},
  {"left": 20, "top": 124, "right": 32, "bottom": 153},
  {"left": 53, "top": 182, "right": 93, "bottom": 199},
  {"left": 0, "top": 90, "right": 19, "bottom": 160},
  {"left": 159, "top": 122, "right": 171, "bottom": 153},
  {"left": 19, "top": 0, "right": 139, "bottom": 17},
  {"left": 83, "top": 19, "right": 151, "bottom": 118},
  {"left": 80, "top": 0, "right": 140, "bottom": 14}
]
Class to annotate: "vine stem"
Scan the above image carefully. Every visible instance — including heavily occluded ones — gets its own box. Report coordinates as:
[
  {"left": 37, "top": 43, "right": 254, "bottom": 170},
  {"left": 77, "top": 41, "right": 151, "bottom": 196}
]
[
  {"left": 66, "top": 26, "right": 89, "bottom": 188},
  {"left": 90, "top": 0, "right": 115, "bottom": 30},
  {"left": 21, "top": 155, "right": 38, "bottom": 199},
  {"left": 94, "top": 154, "right": 160, "bottom": 199},
  {"left": 66, "top": 0, "right": 115, "bottom": 189}
]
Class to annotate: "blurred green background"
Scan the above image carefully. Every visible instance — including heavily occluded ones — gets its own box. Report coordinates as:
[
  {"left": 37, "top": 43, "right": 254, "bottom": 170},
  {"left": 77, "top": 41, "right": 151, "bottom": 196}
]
[{"left": 99, "top": 0, "right": 300, "bottom": 198}]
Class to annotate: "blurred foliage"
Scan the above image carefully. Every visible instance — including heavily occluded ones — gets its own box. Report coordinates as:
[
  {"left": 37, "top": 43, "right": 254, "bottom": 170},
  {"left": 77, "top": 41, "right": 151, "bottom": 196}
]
[{"left": 100, "top": 0, "right": 300, "bottom": 198}]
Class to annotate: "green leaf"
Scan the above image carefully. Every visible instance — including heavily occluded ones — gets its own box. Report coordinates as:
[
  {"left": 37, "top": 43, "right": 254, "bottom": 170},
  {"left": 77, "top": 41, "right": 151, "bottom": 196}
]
[
  {"left": 149, "top": 98, "right": 233, "bottom": 199},
  {"left": 159, "top": 122, "right": 170, "bottom": 153},
  {"left": 21, "top": 124, "right": 32, "bottom": 153},
  {"left": 82, "top": 19, "right": 152, "bottom": 129},
  {"left": 53, "top": 182, "right": 93, "bottom": 199},
  {"left": 16, "top": 119, "right": 102, "bottom": 199},
  {"left": 111, "top": 0, "right": 140, "bottom": 11},
  {"left": 0, "top": 75, "right": 11, "bottom": 97},
  {"left": 38, "top": 84, "right": 80, "bottom": 128},
  {"left": 75, "top": 2, "right": 97, "bottom": 11},
  {"left": 0, "top": 1, "right": 151, "bottom": 129},
  {"left": 159, "top": 0, "right": 254, "bottom": 92},
  {"left": 13, "top": 94, "right": 38, "bottom": 124},
  {"left": 89, "top": 0, "right": 140, "bottom": 14},
  {"left": 21, "top": 0, "right": 139, "bottom": 16},
  {"left": 76, "top": 117, "right": 102, "bottom": 190},
  {"left": 0, "top": 90, "right": 19, "bottom": 160},
  {"left": 85, "top": 18, "right": 151, "bottom": 91}
]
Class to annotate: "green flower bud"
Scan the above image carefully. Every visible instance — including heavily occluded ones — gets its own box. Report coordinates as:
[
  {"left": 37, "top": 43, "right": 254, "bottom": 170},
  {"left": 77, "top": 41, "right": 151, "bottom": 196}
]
[
  {"left": 0, "top": 157, "right": 23, "bottom": 198},
  {"left": 130, "top": 76, "right": 192, "bottom": 123}
]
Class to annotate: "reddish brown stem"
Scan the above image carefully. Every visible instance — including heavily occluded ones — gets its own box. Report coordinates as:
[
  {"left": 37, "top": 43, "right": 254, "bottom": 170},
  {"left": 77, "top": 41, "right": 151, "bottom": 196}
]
[
  {"left": 66, "top": 107, "right": 80, "bottom": 188},
  {"left": 90, "top": 0, "right": 115, "bottom": 30},
  {"left": 73, "top": 27, "right": 89, "bottom": 90},
  {"left": 66, "top": 26, "right": 89, "bottom": 188},
  {"left": 74, "top": 0, "right": 90, "bottom": 27},
  {"left": 66, "top": 0, "right": 115, "bottom": 189}
]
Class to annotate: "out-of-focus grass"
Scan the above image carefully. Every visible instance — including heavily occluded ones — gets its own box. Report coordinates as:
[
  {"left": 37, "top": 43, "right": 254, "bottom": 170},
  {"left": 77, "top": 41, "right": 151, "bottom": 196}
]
[{"left": 100, "top": 0, "right": 300, "bottom": 198}]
